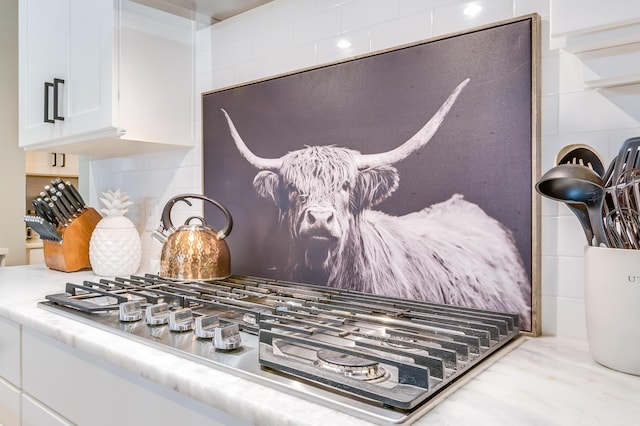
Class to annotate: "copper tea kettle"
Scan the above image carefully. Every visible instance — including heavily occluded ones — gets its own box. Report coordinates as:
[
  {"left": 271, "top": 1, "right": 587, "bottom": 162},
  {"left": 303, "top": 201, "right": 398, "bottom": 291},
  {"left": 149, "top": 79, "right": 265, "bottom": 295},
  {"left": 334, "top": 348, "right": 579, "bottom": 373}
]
[{"left": 151, "top": 194, "right": 233, "bottom": 280}]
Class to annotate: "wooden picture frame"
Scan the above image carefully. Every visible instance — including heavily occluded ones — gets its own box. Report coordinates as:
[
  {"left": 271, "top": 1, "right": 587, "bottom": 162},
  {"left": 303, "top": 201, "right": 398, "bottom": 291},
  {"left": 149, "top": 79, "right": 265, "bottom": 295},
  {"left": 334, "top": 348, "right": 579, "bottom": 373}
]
[{"left": 203, "top": 14, "right": 541, "bottom": 334}]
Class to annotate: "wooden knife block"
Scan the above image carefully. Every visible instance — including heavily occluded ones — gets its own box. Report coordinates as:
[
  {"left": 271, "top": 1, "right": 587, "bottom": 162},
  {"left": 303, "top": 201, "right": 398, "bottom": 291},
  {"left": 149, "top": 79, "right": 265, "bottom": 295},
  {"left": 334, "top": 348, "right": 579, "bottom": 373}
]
[{"left": 43, "top": 208, "right": 103, "bottom": 272}]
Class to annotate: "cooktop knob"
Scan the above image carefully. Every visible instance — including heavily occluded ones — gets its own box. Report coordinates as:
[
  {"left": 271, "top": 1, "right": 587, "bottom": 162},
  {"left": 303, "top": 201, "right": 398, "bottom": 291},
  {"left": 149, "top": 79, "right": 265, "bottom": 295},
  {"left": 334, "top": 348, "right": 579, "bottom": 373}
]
[
  {"left": 146, "top": 303, "right": 170, "bottom": 325},
  {"left": 119, "top": 301, "right": 142, "bottom": 322},
  {"left": 169, "top": 308, "right": 194, "bottom": 332},
  {"left": 194, "top": 315, "right": 219, "bottom": 339},
  {"left": 213, "top": 322, "right": 242, "bottom": 350}
]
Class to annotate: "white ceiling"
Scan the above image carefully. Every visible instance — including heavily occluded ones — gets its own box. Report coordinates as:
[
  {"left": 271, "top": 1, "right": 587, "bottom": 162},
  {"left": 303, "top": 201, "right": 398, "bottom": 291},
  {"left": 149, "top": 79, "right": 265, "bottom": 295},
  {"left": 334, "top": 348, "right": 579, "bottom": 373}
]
[{"left": 132, "top": 0, "right": 273, "bottom": 25}]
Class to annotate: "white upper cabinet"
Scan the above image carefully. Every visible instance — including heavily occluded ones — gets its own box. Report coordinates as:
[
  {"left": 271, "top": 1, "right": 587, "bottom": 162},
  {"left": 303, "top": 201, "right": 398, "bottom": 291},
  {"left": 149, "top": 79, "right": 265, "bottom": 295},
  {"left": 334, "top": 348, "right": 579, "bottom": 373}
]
[
  {"left": 551, "top": 0, "right": 640, "bottom": 52},
  {"left": 19, "top": 0, "right": 195, "bottom": 159}
]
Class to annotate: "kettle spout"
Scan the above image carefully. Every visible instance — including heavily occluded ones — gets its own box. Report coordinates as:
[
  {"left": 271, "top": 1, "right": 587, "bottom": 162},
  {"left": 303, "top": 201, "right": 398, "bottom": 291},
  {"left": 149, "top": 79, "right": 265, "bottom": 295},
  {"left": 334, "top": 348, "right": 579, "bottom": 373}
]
[{"left": 151, "top": 227, "right": 168, "bottom": 244}]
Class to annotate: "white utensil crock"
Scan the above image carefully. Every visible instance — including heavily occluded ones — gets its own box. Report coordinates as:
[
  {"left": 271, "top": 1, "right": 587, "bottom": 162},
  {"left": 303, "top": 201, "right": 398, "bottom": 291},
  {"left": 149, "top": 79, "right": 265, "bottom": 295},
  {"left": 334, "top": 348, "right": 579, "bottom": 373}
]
[{"left": 584, "top": 245, "right": 640, "bottom": 375}]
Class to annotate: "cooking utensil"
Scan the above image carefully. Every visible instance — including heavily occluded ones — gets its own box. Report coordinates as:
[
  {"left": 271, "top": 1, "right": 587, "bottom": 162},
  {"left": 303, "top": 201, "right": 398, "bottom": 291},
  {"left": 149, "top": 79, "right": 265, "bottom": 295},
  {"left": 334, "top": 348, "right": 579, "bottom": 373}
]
[
  {"left": 556, "top": 143, "right": 605, "bottom": 177},
  {"left": 604, "top": 208, "right": 640, "bottom": 249},
  {"left": 536, "top": 164, "right": 609, "bottom": 247},
  {"left": 609, "top": 137, "right": 640, "bottom": 187},
  {"left": 606, "top": 169, "right": 640, "bottom": 249},
  {"left": 552, "top": 144, "right": 606, "bottom": 244},
  {"left": 151, "top": 194, "right": 233, "bottom": 280}
]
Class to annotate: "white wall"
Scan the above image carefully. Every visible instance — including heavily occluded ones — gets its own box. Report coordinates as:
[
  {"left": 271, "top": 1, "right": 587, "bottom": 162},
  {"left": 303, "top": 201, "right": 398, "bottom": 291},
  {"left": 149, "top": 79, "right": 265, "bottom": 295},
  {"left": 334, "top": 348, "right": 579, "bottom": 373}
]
[
  {"left": 88, "top": 0, "right": 640, "bottom": 337},
  {"left": 0, "top": 0, "right": 26, "bottom": 266}
]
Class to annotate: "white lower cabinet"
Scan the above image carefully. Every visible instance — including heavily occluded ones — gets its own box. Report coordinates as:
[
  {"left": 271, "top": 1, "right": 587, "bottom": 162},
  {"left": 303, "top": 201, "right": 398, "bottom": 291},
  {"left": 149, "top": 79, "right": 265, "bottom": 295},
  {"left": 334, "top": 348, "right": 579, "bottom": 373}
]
[
  {"left": 21, "top": 395, "right": 71, "bottom": 426},
  {"left": 0, "top": 378, "right": 21, "bottom": 426},
  {"left": 21, "top": 328, "right": 243, "bottom": 426},
  {"left": 0, "top": 317, "right": 21, "bottom": 387},
  {"left": 0, "top": 317, "right": 21, "bottom": 426}
]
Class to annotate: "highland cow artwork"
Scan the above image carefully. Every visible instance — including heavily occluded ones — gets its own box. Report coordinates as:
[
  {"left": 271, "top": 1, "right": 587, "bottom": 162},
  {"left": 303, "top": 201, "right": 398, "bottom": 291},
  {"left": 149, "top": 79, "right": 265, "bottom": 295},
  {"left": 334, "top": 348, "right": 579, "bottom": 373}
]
[{"left": 203, "top": 16, "right": 540, "bottom": 332}]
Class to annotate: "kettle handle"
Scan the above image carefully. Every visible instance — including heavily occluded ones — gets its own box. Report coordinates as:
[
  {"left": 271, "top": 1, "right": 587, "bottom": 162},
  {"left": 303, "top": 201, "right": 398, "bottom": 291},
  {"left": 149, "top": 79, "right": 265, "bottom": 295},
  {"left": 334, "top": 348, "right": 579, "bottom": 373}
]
[{"left": 160, "top": 194, "right": 233, "bottom": 239}]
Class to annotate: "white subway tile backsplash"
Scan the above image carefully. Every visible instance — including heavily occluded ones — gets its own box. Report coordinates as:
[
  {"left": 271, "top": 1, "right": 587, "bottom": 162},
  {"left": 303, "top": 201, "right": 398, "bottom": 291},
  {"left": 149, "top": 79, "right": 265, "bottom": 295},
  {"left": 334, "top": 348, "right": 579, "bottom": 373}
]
[
  {"left": 540, "top": 197, "right": 558, "bottom": 217},
  {"left": 541, "top": 50, "right": 561, "bottom": 96},
  {"left": 557, "top": 51, "right": 587, "bottom": 94},
  {"left": 432, "top": 0, "right": 512, "bottom": 36},
  {"left": 315, "top": 28, "right": 370, "bottom": 64},
  {"left": 234, "top": 43, "right": 316, "bottom": 83},
  {"left": 292, "top": 8, "right": 341, "bottom": 46},
  {"left": 209, "top": 66, "right": 237, "bottom": 91},
  {"left": 557, "top": 255, "right": 585, "bottom": 299},
  {"left": 558, "top": 90, "right": 640, "bottom": 134},
  {"left": 369, "top": 9, "right": 432, "bottom": 52},
  {"left": 541, "top": 294, "right": 558, "bottom": 335},
  {"left": 251, "top": 25, "right": 295, "bottom": 58},
  {"left": 272, "top": 0, "right": 319, "bottom": 27},
  {"left": 514, "top": 0, "right": 549, "bottom": 18},
  {"left": 541, "top": 255, "right": 558, "bottom": 295},
  {"left": 398, "top": 0, "right": 432, "bottom": 16},
  {"left": 541, "top": 215, "right": 558, "bottom": 256},
  {"left": 341, "top": 0, "right": 400, "bottom": 33},
  {"left": 556, "top": 215, "right": 587, "bottom": 257},
  {"left": 541, "top": 94, "right": 559, "bottom": 136},
  {"left": 196, "top": 25, "right": 212, "bottom": 53},
  {"left": 88, "top": 0, "right": 640, "bottom": 337},
  {"left": 554, "top": 297, "right": 587, "bottom": 338},
  {"left": 195, "top": 47, "right": 212, "bottom": 76},
  {"left": 213, "top": 37, "right": 254, "bottom": 69}
]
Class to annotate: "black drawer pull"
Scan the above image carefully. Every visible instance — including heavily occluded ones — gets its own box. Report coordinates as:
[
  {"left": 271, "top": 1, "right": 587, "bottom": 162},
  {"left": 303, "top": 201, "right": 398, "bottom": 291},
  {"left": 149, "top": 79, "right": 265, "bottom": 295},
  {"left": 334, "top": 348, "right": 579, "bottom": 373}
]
[
  {"left": 44, "top": 82, "right": 54, "bottom": 123},
  {"left": 53, "top": 78, "right": 65, "bottom": 121}
]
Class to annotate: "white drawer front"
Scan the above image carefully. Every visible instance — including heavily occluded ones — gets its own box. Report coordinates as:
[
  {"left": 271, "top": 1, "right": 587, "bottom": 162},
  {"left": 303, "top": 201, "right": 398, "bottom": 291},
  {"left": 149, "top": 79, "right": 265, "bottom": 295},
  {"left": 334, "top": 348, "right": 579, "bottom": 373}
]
[{"left": 0, "top": 317, "right": 20, "bottom": 386}]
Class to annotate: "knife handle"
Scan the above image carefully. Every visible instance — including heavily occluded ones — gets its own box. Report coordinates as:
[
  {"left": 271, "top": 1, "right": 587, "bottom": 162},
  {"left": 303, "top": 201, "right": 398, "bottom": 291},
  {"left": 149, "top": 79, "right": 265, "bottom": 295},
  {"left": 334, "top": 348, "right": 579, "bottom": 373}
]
[
  {"left": 56, "top": 191, "right": 78, "bottom": 216},
  {"left": 65, "top": 181, "right": 87, "bottom": 208},
  {"left": 51, "top": 195, "right": 72, "bottom": 222},
  {"left": 57, "top": 182, "right": 83, "bottom": 211},
  {"left": 44, "top": 185, "right": 56, "bottom": 196},
  {"left": 32, "top": 199, "right": 55, "bottom": 225},
  {"left": 48, "top": 202, "right": 68, "bottom": 226},
  {"left": 35, "top": 198, "right": 57, "bottom": 225}
]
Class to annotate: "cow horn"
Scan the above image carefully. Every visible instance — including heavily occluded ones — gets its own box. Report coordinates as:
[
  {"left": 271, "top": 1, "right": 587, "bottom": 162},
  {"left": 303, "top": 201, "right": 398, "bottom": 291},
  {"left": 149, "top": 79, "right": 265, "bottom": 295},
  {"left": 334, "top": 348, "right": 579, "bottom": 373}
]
[
  {"left": 221, "top": 109, "right": 283, "bottom": 171},
  {"left": 354, "top": 78, "right": 470, "bottom": 169}
]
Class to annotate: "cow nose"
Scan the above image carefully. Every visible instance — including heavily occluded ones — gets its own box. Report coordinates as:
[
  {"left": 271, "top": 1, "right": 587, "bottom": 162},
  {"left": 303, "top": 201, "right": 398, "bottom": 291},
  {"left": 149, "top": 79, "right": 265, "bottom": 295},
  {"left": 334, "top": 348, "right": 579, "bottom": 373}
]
[{"left": 306, "top": 208, "right": 334, "bottom": 226}]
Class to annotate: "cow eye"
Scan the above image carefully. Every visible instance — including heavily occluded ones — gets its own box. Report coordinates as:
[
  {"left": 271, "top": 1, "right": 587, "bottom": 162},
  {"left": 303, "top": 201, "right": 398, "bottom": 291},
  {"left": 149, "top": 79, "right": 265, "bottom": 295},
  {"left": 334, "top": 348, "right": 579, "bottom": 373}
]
[
  {"left": 298, "top": 194, "right": 308, "bottom": 204},
  {"left": 341, "top": 181, "right": 350, "bottom": 191}
]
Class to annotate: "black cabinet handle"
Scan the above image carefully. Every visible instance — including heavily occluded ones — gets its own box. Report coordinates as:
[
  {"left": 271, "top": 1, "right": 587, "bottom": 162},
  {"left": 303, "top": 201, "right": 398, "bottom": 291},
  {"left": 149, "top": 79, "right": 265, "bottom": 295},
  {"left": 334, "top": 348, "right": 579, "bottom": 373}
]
[
  {"left": 51, "top": 152, "right": 57, "bottom": 167},
  {"left": 44, "top": 82, "right": 54, "bottom": 123},
  {"left": 60, "top": 153, "right": 66, "bottom": 168},
  {"left": 53, "top": 78, "right": 65, "bottom": 121}
]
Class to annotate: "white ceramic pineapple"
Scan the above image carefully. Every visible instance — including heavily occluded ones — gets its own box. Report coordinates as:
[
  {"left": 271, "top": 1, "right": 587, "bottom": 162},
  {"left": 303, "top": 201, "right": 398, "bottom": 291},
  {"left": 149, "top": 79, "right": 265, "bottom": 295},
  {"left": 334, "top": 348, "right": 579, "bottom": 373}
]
[{"left": 89, "top": 189, "right": 142, "bottom": 276}]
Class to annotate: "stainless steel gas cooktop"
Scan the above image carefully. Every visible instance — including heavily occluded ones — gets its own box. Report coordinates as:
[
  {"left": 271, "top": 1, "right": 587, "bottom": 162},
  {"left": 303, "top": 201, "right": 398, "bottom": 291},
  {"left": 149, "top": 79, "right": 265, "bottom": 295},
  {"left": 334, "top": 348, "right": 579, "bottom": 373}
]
[{"left": 39, "top": 274, "right": 522, "bottom": 424}]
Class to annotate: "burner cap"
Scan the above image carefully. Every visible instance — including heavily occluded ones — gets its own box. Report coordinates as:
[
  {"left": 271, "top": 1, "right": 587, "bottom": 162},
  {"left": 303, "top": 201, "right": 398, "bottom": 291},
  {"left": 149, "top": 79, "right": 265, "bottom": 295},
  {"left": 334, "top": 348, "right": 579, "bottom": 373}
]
[{"left": 315, "top": 349, "right": 386, "bottom": 380}]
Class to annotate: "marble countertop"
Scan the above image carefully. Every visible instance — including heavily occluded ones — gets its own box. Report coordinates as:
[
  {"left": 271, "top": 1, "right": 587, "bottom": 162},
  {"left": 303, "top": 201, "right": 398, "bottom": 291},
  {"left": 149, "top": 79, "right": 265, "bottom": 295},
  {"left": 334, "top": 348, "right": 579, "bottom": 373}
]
[{"left": 1, "top": 264, "right": 639, "bottom": 425}]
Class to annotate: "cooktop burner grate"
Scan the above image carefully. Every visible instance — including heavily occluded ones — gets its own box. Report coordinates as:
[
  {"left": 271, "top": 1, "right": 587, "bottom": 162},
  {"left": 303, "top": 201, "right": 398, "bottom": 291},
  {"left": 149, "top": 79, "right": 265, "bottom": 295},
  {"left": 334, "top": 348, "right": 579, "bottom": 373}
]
[{"left": 40, "top": 274, "right": 522, "bottom": 424}]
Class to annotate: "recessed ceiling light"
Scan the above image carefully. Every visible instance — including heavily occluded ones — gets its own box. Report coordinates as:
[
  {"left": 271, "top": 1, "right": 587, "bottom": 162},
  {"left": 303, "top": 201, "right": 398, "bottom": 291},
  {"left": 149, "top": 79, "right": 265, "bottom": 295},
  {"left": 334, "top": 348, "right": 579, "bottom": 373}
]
[
  {"left": 463, "top": 3, "right": 482, "bottom": 17},
  {"left": 337, "top": 39, "right": 351, "bottom": 49}
]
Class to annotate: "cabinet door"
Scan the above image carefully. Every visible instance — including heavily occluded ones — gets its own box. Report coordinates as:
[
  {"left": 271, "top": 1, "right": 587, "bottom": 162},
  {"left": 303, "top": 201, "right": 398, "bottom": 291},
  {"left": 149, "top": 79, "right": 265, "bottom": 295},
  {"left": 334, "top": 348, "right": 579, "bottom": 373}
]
[
  {"left": 25, "top": 152, "right": 79, "bottom": 177},
  {"left": 19, "top": 0, "right": 116, "bottom": 148},
  {"left": 0, "top": 378, "right": 21, "bottom": 426},
  {"left": 63, "top": 0, "right": 115, "bottom": 138},
  {"left": 19, "top": 0, "right": 69, "bottom": 146},
  {"left": 0, "top": 317, "right": 21, "bottom": 387},
  {"left": 25, "top": 151, "right": 56, "bottom": 175},
  {"left": 22, "top": 394, "right": 72, "bottom": 426}
]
